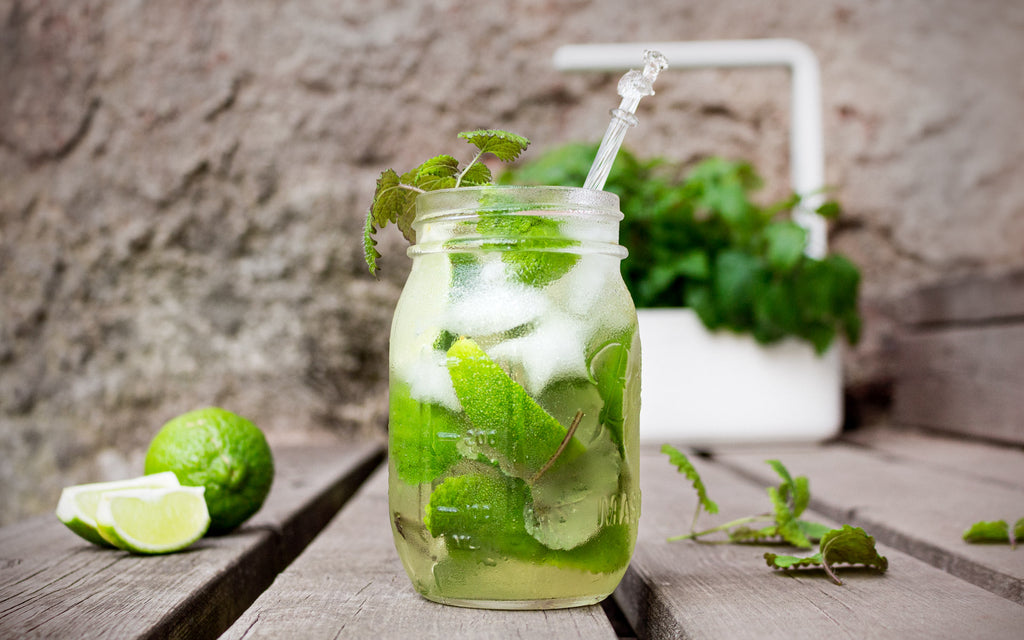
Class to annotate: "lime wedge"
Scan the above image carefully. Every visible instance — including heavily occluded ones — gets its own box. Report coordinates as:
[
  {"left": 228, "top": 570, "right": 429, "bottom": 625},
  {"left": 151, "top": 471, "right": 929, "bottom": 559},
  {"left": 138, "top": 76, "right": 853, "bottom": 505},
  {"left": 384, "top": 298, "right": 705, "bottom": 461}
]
[
  {"left": 95, "top": 486, "right": 210, "bottom": 554},
  {"left": 55, "top": 472, "right": 181, "bottom": 547},
  {"left": 446, "top": 336, "right": 584, "bottom": 479}
]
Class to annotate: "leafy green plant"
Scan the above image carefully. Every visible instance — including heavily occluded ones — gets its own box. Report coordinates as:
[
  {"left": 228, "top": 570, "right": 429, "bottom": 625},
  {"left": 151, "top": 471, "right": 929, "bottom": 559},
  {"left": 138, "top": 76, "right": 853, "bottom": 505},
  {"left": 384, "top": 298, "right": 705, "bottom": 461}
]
[{"left": 501, "top": 143, "right": 861, "bottom": 353}]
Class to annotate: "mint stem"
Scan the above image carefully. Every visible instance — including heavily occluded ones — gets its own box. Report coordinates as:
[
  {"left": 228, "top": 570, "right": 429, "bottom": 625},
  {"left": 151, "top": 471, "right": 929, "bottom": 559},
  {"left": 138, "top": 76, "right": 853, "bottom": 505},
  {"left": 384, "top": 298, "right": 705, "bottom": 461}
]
[
  {"left": 454, "top": 150, "right": 486, "bottom": 188},
  {"left": 530, "top": 410, "right": 583, "bottom": 485},
  {"left": 820, "top": 537, "right": 843, "bottom": 585},
  {"left": 668, "top": 513, "right": 773, "bottom": 542}
]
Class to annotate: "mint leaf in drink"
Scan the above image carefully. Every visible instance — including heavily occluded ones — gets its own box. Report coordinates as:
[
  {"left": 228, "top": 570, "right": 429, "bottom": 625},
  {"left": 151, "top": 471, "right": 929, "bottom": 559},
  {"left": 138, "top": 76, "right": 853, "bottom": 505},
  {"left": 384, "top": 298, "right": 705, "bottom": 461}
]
[
  {"left": 476, "top": 213, "right": 579, "bottom": 287},
  {"left": 765, "top": 525, "right": 888, "bottom": 585},
  {"left": 589, "top": 340, "right": 631, "bottom": 452},
  {"left": 363, "top": 129, "right": 530, "bottom": 275},
  {"left": 525, "top": 431, "right": 621, "bottom": 550}
]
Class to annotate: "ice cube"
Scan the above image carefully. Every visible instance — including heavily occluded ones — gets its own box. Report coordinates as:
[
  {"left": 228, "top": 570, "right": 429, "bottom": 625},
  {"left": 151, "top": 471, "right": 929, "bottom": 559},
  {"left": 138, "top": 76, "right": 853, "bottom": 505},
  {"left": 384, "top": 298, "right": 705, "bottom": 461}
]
[
  {"left": 487, "top": 312, "right": 588, "bottom": 397},
  {"left": 444, "top": 258, "right": 549, "bottom": 337},
  {"left": 400, "top": 348, "right": 461, "bottom": 412}
]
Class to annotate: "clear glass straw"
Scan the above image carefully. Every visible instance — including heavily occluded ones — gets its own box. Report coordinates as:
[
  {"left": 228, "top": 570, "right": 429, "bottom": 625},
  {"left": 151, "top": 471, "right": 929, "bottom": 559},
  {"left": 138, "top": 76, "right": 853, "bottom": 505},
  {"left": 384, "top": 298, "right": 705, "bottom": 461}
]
[{"left": 584, "top": 49, "right": 669, "bottom": 191}]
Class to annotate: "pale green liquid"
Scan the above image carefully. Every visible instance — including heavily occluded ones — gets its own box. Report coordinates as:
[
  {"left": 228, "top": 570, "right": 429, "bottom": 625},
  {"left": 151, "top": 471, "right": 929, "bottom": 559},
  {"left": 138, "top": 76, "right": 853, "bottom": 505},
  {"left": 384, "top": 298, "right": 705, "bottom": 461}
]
[{"left": 388, "top": 219, "right": 640, "bottom": 609}]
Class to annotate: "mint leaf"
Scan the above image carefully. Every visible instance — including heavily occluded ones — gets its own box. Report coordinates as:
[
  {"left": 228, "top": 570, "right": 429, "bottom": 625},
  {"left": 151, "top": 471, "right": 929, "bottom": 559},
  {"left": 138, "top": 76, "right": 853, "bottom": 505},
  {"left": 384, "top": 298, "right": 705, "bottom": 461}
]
[
  {"left": 963, "top": 519, "right": 1022, "bottom": 548},
  {"left": 764, "top": 221, "right": 807, "bottom": 273},
  {"left": 363, "top": 129, "right": 529, "bottom": 274},
  {"left": 363, "top": 211, "right": 382, "bottom": 276},
  {"left": 458, "top": 129, "right": 531, "bottom": 162},
  {"left": 459, "top": 161, "right": 493, "bottom": 186},
  {"left": 662, "top": 444, "right": 719, "bottom": 517},
  {"left": 589, "top": 339, "right": 632, "bottom": 452},
  {"left": 765, "top": 525, "right": 888, "bottom": 585},
  {"left": 815, "top": 200, "right": 842, "bottom": 219},
  {"left": 475, "top": 213, "right": 580, "bottom": 286},
  {"left": 769, "top": 485, "right": 813, "bottom": 549}
]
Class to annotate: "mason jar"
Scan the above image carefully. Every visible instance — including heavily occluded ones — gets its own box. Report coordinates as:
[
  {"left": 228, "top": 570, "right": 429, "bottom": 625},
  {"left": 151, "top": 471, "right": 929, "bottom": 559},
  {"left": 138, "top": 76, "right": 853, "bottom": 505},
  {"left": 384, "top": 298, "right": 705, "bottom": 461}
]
[{"left": 387, "top": 185, "right": 641, "bottom": 609}]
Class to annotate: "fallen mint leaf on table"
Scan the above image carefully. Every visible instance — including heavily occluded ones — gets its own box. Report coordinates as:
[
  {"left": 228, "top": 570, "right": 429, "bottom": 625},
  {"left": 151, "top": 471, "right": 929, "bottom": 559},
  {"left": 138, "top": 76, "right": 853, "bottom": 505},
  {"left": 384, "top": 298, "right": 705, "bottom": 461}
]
[
  {"left": 765, "top": 525, "right": 888, "bottom": 585},
  {"left": 663, "top": 451, "right": 830, "bottom": 546},
  {"left": 963, "top": 518, "right": 1023, "bottom": 548}
]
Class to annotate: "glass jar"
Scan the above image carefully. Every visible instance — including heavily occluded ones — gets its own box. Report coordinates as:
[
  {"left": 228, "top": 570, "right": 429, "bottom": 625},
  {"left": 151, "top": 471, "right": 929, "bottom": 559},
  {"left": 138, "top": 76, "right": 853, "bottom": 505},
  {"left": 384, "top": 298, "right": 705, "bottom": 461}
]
[{"left": 387, "top": 186, "right": 641, "bottom": 609}]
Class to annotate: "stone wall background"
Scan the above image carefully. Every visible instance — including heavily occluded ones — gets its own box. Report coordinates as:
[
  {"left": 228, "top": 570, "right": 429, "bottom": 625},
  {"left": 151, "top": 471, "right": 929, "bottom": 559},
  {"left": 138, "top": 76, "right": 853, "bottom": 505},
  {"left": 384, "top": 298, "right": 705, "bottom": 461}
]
[{"left": 2, "top": 0, "right": 1022, "bottom": 524}]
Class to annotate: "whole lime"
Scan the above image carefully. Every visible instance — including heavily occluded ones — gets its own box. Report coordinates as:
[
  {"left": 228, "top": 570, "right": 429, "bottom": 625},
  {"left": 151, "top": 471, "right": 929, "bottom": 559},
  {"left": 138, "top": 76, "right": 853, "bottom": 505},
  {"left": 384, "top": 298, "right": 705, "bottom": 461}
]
[{"left": 144, "top": 407, "right": 274, "bottom": 534}]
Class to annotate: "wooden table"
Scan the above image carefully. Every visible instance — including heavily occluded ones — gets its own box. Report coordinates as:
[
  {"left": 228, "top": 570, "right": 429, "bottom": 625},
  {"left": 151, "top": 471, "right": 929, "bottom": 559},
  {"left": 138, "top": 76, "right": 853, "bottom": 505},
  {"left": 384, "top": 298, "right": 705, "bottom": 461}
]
[{"left": 3, "top": 429, "right": 1023, "bottom": 639}]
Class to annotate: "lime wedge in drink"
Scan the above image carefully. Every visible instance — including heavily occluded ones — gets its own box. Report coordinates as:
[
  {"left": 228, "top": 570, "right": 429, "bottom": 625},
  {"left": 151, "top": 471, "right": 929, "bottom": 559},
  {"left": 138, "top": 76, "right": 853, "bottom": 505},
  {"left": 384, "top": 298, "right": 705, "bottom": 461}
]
[
  {"left": 425, "top": 472, "right": 544, "bottom": 560},
  {"left": 389, "top": 382, "right": 465, "bottom": 485},
  {"left": 55, "top": 472, "right": 181, "bottom": 547},
  {"left": 95, "top": 486, "right": 210, "bottom": 554},
  {"left": 446, "top": 336, "right": 584, "bottom": 479}
]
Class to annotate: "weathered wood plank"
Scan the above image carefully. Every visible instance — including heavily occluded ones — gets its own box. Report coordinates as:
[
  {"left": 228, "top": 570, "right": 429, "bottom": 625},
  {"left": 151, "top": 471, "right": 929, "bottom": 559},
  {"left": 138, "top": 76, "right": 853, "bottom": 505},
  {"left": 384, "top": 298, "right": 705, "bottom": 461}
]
[
  {"left": 715, "top": 442, "right": 1024, "bottom": 604},
  {"left": 616, "top": 446, "right": 1024, "bottom": 639},
  {"left": 0, "top": 441, "right": 384, "bottom": 640},
  {"left": 845, "top": 425, "right": 1024, "bottom": 490},
  {"left": 221, "top": 467, "right": 619, "bottom": 640},
  {"left": 897, "top": 269, "right": 1024, "bottom": 326},
  {"left": 892, "top": 324, "right": 1024, "bottom": 445}
]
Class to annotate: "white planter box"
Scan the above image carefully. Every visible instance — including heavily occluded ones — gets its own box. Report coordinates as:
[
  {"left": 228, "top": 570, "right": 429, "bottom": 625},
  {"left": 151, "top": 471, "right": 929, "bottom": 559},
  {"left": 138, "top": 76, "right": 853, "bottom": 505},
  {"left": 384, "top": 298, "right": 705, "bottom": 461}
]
[{"left": 637, "top": 308, "right": 842, "bottom": 446}]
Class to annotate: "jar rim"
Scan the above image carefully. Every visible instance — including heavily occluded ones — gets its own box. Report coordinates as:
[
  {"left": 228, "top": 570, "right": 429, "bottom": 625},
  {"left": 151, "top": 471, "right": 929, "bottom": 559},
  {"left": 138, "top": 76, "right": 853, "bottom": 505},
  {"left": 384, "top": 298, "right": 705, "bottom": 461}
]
[{"left": 415, "top": 185, "right": 621, "bottom": 222}]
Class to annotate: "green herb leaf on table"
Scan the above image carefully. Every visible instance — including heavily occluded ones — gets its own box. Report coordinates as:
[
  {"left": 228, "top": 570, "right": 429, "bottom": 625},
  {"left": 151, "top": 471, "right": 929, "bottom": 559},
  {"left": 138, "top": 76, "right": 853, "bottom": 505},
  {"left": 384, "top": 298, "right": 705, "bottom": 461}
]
[
  {"left": 765, "top": 525, "right": 889, "bottom": 585},
  {"left": 661, "top": 444, "right": 719, "bottom": 517},
  {"left": 363, "top": 129, "right": 530, "bottom": 275},
  {"left": 963, "top": 518, "right": 1023, "bottom": 548}
]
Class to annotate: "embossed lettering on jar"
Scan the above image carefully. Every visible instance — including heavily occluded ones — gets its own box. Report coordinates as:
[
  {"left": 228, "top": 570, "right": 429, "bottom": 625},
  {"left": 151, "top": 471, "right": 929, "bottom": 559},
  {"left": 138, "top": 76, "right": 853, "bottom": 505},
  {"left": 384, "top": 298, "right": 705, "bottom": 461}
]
[{"left": 387, "top": 186, "right": 641, "bottom": 610}]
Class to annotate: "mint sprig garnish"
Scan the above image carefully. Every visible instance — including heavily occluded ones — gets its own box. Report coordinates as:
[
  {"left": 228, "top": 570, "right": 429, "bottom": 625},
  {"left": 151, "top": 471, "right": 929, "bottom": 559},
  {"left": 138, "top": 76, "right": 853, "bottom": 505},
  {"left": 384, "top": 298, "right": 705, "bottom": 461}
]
[{"left": 363, "top": 129, "right": 530, "bottom": 275}]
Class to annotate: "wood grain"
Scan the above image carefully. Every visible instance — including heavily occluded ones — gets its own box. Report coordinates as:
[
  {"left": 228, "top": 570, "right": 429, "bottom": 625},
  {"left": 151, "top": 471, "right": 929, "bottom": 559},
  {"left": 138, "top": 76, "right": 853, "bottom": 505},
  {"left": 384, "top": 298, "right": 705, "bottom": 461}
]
[
  {"left": 845, "top": 425, "right": 1024, "bottom": 490},
  {"left": 618, "top": 446, "right": 1024, "bottom": 639},
  {"left": 0, "top": 441, "right": 384, "bottom": 640},
  {"left": 714, "top": 441, "right": 1024, "bottom": 604},
  {"left": 221, "top": 467, "right": 619, "bottom": 640},
  {"left": 897, "top": 269, "right": 1024, "bottom": 326},
  {"left": 893, "top": 324, "right": 1024, "bottom": 445}
]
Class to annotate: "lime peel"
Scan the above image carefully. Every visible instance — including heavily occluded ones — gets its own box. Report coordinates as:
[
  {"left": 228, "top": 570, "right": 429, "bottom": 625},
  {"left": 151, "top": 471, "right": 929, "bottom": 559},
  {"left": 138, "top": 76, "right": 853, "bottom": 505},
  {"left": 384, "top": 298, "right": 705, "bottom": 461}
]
[
  {"left": 144, "top": 407, "right": 274, "bottom": 534},
  {"left": 56, "top": 472, "right": 181, "bottom": 547}
]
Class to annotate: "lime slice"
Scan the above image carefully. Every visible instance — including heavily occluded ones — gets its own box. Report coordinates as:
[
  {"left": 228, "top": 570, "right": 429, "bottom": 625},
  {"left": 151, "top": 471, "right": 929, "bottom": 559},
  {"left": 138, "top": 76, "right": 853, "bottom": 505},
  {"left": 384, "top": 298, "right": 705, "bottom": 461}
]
[
  {"left": 446, "top": 336, "right": 584, "bottom": 479},
  {"left": 389, "top": 381, "right": 465, "bottom": 485},
  {"left": 55, "top": 472, "right": 181, "bottom": 547},
  {"left": 95, "top": 486, "right": 210, "bottom": 554}
]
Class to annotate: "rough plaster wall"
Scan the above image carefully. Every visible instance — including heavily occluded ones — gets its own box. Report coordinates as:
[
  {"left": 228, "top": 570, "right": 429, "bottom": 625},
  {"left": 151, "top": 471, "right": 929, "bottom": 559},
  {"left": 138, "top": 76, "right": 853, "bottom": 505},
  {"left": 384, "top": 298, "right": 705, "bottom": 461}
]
[{"left": 2, "top": 0, "right": 1022, "bottom": 524}]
